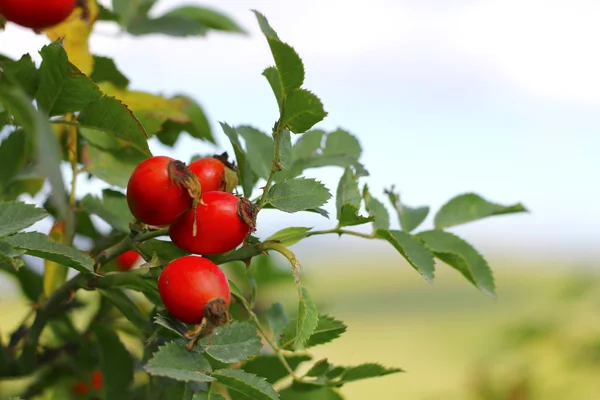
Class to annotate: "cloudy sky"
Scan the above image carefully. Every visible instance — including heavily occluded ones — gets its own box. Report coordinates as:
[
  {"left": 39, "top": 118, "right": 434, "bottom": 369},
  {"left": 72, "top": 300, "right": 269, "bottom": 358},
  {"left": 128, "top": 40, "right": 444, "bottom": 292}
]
[{"left": 1, "top": 0, "right": 599, "bottom": 262}]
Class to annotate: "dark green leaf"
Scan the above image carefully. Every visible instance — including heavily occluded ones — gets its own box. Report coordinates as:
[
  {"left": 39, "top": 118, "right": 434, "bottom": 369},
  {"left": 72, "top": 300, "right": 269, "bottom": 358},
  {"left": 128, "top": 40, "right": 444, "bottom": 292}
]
[
  {"left": 80, "top": 189, "right": 133, "bottom": 232},
  {"left": 266, "top": 302, "right": 288, "bottom": 344},
  {"left": 375, "top": 229, "right": 435, "bottom": 282},
  {"left": 306, "top": 359, "right": 330, "bottom": 377},
  {"left": 144, "top": 342, "right": 214, "bottom": 382},
  {"left": 242, "top": 354, "right": 311, "bottom": 384},
  {"left": 266, "top": 40, "right": 304, "bottom": 96},
  {"left": 336, "top": 168, "right": 361, "bottom": 218},
  {"left": 384, "top": 187, "right": 429, "bottom": 233},
  {"left": 98, "top": 288, "right": 152, "bottom": 334},
  {"left": 36, "top": 41, "right": 102, "bottom": 115},
  {"left": 0, "top": 201, "right": 47, "bottom": 238},
  {"left": 90, "top": 55, "right": 130, "bottom": 87},
  {"left": 153, "top": 313, "right": 188, "bottom": 338},
  {"left": 363, "top": 185, "right": 390, "bottom": 230},
  {"left": 197, "top": 322, "right": 262, "bottom": 364},
  {"left": 267, "top": 178, "right": 331, "bottom": 213},
  {"left": 416, "top": 230, "right": 496, "bottom": 298},
  {"left": 434, "top": 192, "right": 528, "bottom": 229},
  {"left": 262, "top": 66, "right": 283, "bottom": 112},
  {"left": 282, "top": 89, "right": 326, "bottom": 133},
  {"left": 266, "top": 227, "right": 312, "bottom": 247},
  {"left": 93, "top": 324, "right": 135, "bottom": 399},
  {"left": 1, "top": 54, "right": 39, "bottom": 97},
  {"left": 279, "top": 129, "right": 293, "bottom": 169},
  {"left": 0, "top": 71, "right": 68, "bottom": 220},
  {"left": 294, "top": 287, "right": 319, "bottom": 350},
  {"left": 0, "top": 263, "right": 42, "bottom": 302},
  {"left": 237, "top": 125, "right": 273, "bottom": 179},
  {"left": 192, "top": 390, "right": 227, "bottom": 400},
  {"left": 78, "top": 96, "right": 150, "bottom": 155},
  {"left": 4, "top": 232, "right": 93, "bottom": 273},
  {"left": 137, "top": 239, "right": 190, "bottom": 264},
  {"left": 336, "top": 363, "right": 403, "bottom": 384},
  {"left": 0, "top": 129, "right": 28, "bottom": 192},
  {"left": 212, "top": 369, "right": 279, "bottom": 400}
]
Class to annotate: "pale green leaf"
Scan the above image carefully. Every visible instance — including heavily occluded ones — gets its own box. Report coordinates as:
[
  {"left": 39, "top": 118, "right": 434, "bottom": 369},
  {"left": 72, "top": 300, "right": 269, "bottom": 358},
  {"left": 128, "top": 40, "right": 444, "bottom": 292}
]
[
  {"left": 266, "top": 227, "right": 312, "bottom": 247},
  {"left": 267, "top": 178, "right": 331, "bottom": 213},
  {"left": 212, "top": 369, "right": 279, "bottom": 400},
  {"left": 282, "top": 89, "right": 327, "bottom": 133},
  {"left": 375, "top": 229, "right": 435, "bottom": 282},
  {"left": 144, "top": 342, "right": 214, "bottom": 382},
  {"left": 197, "top": 322, "right": 262, "bottom": 363},
  {"left": 0, "top": 201, "right": 47, "bottom": 238}
]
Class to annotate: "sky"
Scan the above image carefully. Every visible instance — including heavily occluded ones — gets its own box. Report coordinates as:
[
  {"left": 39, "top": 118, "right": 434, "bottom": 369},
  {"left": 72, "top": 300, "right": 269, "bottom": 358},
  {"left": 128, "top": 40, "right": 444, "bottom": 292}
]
[{"left": 1, "top": 0, "right": 599, "bottom": 263}]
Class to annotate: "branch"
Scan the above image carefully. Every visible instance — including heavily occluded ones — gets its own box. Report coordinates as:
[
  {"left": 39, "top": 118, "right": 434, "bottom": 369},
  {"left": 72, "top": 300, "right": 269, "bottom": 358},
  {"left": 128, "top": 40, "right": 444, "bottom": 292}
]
[{"left": 255, "top": 120, "right": 285, "bottom": 212}]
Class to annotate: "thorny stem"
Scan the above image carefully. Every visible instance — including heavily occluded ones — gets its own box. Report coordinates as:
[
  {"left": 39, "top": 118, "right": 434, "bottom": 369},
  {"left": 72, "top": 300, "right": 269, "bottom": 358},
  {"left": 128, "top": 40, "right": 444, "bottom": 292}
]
[
  {"left": 255, "top": 119, "right": 285, "bottom": 212},
  {"left": 93, "top": 227, "right": 169, "bottom": 270}
]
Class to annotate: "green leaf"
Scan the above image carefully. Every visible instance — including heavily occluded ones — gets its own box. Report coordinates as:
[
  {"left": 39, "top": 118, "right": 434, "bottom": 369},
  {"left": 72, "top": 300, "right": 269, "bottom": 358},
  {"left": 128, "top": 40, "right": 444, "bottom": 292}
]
[
  {"left": 96, "top": 272, "right": 161, "bottom": 305},
  {"left": 0, "top": 201, "right": 47, "bottom": 238},
  {"left": 279, "top": 387, "right": 343, "bottom": 400},
  {"left": 0, "top": 71, "right": 68, "bottom": 221},
  {"left": 252, "top": 11, "right": 304, "bottom": 94},
  {"left": 279, "top": 129, "right": 293, "bottom": 169},
  {"left": 1, "top": 54, "right": 39, "bottom": 97},
  {"left": 80, "top": 189, "right": 133, "bottom": 232},
  {"left": 281, "top": 314, "right": 346, "bottom": 349},
  {"left": 82, "top": 144, "right": 147, "bottom": 188},
  {"left": 242, "top": 354, "right": 311, "bottom": 384},
  {"left": 93, "top": 323, "right": 135, "bottom": 398},
  {"left": 162, "top": 6, "right": 245, "bottom": 33},
  {"left": 212, "top": 369, "right": 279, "bottom": 400},
  {"left": 262, "top": 66, "right": 283, "bottom": 112},
  {"left": 0, "top": 263, "right": 42, "bottom": 302},
  {"left": 294, "top": 287, "right": 319, "bottom": 350},
  {"left": 3, "top": 232, "right": 93, "bottom": 273},
  {"left": 153, "top": 313, "right": 187, "bottom": 338},
  {"left": 416, "top": 230, "right": 496, "bottom": 298},
  {"left": 0, "top": 129, "right": 28, "bottom": 193},
  {"left": 193, "top": 390, "right": 227, "bottom": 400},
  {"left": 306, "top": 359, "right": 330, "bottom": 378},
  {"left": 220, "top": 122, "right": 257, "bottom": 197},
  {"left": 282, "top": 89, "right": 327, "bottom": 133},
  {"left": 90, "top": 55, "right": 130, "bottom": 87},
  {"left": 336, "top": 168, "right": 361, "bottom": 218},
  {"left": 337, "top": 203, "right": 373, "bottom": 228},
  {"left": 197, "top": 322, "right": 262, "bottom": 364},
  {"left": 434, "top": 192, "right": 528, "bottom": 229},
  {"left": 293, "top": 129, "right": 324, "bottom": 161},
  {"left": 98, "top": 288, "right": 152, "bottom": 334},
  {"left": 160, "top": 95, "right": 215, "bottom": 144},
  {"left": 266, "top": 302, "right": 288, "bottom": 344},
  {"left": 266, "top": 227, "right": 312, "bottom": 247},
  {"left": 267, "top": 178, "right": 331, "bottom": 213},
  {"left": 363, "top": 185, "right": 390, "bottom": 230},
  {"left": 384, "top": 187, "right": 429, "bottom": 233},
  {"left": 136, "top": 239, "right": 190, "bottom": 264},
  {"left": 78, "top": 96, "right": 150, "bottom": 155},
  {"left": 336, "top": 363, "right": 403, "bottom": 384},
  {"left": 144, "top": 342, "right": 215, "bottom": 382},
  {"left": 322, "top": 129, "right": 361, "bottom": 161},
  {"left": 375, "top": 229, "right": 435, "bottom": 282},
  {"left": 237, "top": 125, "right": 273, "bottom": 179},
  {"left": 36, "top": 41, "right": 102, "bottom": 115}
]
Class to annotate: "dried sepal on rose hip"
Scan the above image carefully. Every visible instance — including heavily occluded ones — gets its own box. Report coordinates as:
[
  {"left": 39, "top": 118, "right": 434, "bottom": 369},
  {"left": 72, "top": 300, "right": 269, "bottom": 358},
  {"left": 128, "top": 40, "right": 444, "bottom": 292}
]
[
  {"left": 126, "top": 155, "right": 201, "bottom": 226},
  {"left": 188, "top": 152, "right": 239, "bottom": 193},
  {"left": 169, "top": 192, "right": 256, "bottom": 255},
  {"left": 157, "top": 256, "right": 231, "bottom": 325},
  {"left": 0, "top": 0, "right": 77, "bottom": 30}
]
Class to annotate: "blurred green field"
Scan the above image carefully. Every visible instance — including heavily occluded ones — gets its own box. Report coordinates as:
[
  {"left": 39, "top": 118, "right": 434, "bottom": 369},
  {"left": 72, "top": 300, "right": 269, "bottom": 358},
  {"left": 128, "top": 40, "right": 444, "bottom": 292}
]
[{"left": 2, "top": 255, "right": 599, "bottom": 399}]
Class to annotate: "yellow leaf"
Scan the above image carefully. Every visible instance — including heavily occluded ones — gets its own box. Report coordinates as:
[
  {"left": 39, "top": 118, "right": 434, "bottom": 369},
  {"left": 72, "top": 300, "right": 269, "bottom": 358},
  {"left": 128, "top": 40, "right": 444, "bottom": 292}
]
[
  {"left": 43, "top": 221, "right": 69, "bottom": 297},
  {"left": 44, "top": 0, "right": 100, "bottom": 75},
  {"left": 97, "top": 82, "right": 191, "bottom": 134}
]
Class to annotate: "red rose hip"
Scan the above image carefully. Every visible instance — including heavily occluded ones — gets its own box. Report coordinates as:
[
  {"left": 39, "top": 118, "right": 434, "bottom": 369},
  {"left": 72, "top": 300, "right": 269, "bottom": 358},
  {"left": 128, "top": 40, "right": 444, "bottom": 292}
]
[
  {"left": 126, "top": 156, "right": 199, "bottom": 226},
  {"left": 188, "top": 154, "right": 238, "bottom": 193},
  {"left": 169, "top": 191, "right": 254, "bottom": 255},
  {"left": 115, "top": 250, "right": 140, "bottom": 271},
  {"left": 158, "top": 256, "right": 231, "bottom": 325},
  {"left": 0, "top": 0, "right": 77, "bottom": 30}
]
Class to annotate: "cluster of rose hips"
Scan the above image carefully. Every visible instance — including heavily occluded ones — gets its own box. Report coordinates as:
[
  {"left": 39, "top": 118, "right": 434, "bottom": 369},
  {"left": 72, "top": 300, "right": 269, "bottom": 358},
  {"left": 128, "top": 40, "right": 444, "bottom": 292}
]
[{"left": 123, "top": 154, "right": 254, "bottom": 328}]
